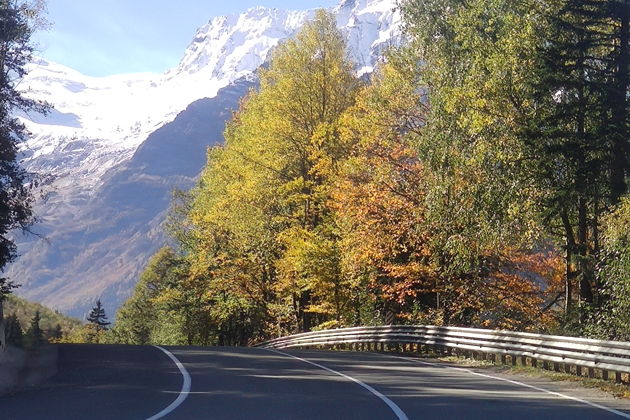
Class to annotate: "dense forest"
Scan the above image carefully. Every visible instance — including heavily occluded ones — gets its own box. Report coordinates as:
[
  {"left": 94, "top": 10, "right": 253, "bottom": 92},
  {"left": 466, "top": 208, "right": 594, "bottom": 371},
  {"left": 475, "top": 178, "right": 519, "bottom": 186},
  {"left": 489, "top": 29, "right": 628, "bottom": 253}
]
[{"left": 111, "top": 0, "right": 630, "bottom": 346}]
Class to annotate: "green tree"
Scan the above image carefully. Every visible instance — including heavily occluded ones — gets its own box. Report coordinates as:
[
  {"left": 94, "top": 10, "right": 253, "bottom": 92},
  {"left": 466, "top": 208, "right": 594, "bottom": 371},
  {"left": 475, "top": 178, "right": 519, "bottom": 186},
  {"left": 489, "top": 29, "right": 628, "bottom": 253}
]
[
  {"left": 4, "top": 311, "right": 22, "bottom": 345},
  {"left": 23, "top": 310, "right": 42, "bottom": 347},
  {"left": 586, "top": 195, "right": 630, "bottom": 339},
  {"left": 49, "top": 323, "right": 62, "bottom": 340},
  {"left": 0, "top": 0, "right": 49, "bottom": 299},
  {"left": 113, "top": 247, "right": 213, "bottom": 346},
  {"left": 87, "top": 300, "right": 110, "bottom": 331},
  {"left": 522, "top": 0, "right": 630, "bottom": 314},
  {"left": 398, "top": 0, "right": 562, "bottom": 327}
]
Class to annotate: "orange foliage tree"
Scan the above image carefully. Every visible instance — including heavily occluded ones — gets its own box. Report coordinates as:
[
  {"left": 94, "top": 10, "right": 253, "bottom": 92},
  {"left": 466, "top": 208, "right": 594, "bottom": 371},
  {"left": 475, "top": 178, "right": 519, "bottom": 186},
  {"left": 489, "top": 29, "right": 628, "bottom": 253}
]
[{"left": 335, "top": 53, "right": 563, "bottom": 331}]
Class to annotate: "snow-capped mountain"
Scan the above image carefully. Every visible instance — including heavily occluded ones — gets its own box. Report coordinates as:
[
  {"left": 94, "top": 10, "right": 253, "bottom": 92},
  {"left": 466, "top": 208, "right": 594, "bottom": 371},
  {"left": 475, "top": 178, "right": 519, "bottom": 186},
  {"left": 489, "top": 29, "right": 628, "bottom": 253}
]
[{"left": 10, "top": 0, "right": 402, "bottom": 318}]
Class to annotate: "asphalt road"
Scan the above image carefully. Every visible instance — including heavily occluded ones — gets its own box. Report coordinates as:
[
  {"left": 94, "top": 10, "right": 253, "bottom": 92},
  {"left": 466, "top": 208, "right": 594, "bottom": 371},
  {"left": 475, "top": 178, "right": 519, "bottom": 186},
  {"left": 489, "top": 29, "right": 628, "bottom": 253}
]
[{"left": 2, "top": 344, "right": 630, "bottom": 419}]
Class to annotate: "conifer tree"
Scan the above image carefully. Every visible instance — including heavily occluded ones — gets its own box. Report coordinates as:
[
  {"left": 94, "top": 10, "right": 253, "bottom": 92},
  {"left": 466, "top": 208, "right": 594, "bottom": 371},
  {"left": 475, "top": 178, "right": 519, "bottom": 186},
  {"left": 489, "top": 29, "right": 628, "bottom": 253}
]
[
  {"left": 0, "top": 0, "right": 49, "bottom": 299},
  {"left": 87, "top": 300, "right": 110, "bottom": 331},
  {"left": 50, "top": 323, "right": 62, "bottom": 340},
  {"left": 4, "top": 312, "right": 23, "bottom": 345},
  {"left": 24, "top": 310, "right": 42, "bottom": 347},
  {"left": 524, "top": 0, "right": 630, "bottom": 311}
]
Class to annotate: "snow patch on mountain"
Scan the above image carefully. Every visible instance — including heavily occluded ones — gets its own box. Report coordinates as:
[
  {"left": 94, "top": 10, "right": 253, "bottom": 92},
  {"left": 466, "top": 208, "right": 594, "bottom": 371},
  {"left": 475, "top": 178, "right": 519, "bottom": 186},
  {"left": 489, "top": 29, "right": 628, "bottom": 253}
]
[{"left": 19, "top": 0, "right": 400, "bottom": 188}]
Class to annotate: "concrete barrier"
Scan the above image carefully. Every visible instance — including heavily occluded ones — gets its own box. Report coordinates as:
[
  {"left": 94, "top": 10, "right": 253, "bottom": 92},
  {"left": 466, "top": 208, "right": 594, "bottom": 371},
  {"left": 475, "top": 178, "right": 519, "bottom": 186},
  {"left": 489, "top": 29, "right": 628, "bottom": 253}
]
[{"left": 0, "top": 345, "right": 58, "bottom": 396}]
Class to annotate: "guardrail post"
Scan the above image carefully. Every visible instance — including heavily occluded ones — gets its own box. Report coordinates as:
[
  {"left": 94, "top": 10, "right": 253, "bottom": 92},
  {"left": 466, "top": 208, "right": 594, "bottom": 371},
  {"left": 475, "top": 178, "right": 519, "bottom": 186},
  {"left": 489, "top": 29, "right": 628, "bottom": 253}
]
[
  {"left": 615, "top": 372, "right": 623, "bottom": 383},
  {"left": 553, "top": 362, "right": 560, "bottom": 372},
  {"left": 576, "top": 365, "right": 582, "bottom": 376},
  {"left": 588, "top": 367, "right": 595, "bottom": 378},
  {"left": 602, "top": 370, "right": 609, "bottom": 381}
]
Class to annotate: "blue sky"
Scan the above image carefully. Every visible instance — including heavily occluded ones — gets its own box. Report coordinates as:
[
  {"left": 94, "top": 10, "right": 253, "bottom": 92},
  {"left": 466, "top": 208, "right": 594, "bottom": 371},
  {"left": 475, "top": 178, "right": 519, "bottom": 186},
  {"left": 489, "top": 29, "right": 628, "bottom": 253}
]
[{"left": 33, "top": 0, "right": 340, "bottom": 77}]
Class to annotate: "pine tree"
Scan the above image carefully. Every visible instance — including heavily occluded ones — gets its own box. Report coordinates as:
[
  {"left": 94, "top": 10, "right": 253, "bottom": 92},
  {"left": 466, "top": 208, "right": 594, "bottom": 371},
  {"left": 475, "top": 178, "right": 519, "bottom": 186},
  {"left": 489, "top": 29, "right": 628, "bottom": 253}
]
[
  {"left": 49, "top": 323, "right": 62, "bottom": 340},
  {"left": 524, "top": 0, "right": 630, "bottom": 311},
  {"left": 0, "top": 0, "right": 49, "bottom": 298},
  {"left": 4, "top": 312, "right": 23, "bottom": 345},
  {"left": 87, "top": 300, "right": 110, "bottom": 331},
  {"left": 24, "top": 310, "right": 43, "bottom": 347}
]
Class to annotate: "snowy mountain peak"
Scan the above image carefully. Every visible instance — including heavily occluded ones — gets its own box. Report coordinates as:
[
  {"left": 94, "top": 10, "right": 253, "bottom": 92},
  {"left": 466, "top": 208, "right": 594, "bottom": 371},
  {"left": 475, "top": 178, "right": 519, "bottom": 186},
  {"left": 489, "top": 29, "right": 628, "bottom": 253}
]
[
  {"left": 170, "top": 7, "right": 312, "bottom": 80},
  {"left": 336, "top": 0, "right": 397, "bottom": 12},
  {"left": 172, "top": 0, "right": 400, "bottom": 81},
  {"left": 18, "top": 0, "right": 401, "bottom": 189}
]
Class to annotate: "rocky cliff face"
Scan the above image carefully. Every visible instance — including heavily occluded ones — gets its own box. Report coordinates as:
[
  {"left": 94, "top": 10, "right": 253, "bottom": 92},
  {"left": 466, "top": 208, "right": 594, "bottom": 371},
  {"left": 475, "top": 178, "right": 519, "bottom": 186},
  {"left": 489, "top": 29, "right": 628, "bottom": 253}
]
[{"left": 10, "top": 0, "right": 401, "bottom": 318}]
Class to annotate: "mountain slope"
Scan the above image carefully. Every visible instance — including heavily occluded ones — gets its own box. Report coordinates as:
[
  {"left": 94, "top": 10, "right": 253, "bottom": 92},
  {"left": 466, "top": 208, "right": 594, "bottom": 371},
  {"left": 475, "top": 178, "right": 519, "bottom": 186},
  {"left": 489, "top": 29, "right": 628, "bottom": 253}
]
[
  {"left": 10, "top": 0, "right": 401, "bottom": 317},
  {"left": 3, "top": 294, "right": 83, "bottom": 337},
  {"left": 10, "top": 79, "right": 253, "bottom": 317}
]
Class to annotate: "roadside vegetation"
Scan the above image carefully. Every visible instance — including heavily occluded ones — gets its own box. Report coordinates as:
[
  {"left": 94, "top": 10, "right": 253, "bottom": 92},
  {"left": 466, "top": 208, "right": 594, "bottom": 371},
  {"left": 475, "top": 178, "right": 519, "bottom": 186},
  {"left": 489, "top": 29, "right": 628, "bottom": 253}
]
[
  {"left": 111, "top": 1, "right": 630, "bottom": 347},
  {"left": 440, "top": 353, "right": 630, "bottom": 399}
]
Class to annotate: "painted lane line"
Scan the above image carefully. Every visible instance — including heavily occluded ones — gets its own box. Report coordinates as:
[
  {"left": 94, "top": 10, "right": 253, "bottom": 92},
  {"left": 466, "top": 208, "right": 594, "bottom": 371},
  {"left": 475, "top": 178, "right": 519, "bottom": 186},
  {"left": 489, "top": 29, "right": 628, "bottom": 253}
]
[
  {"left": 390, "top": 354, "right": 630, "bottom": 419},
  {"left": 146, "top": 346, "right": 192, "bottom": 420},
  {"left": 264, "top": 348, "right": 409, "bottom": 420}
]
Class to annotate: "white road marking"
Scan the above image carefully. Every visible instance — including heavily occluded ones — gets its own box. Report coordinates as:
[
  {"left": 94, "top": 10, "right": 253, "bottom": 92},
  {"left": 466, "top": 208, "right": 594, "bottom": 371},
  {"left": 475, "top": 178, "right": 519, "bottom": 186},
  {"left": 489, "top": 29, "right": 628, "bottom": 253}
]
[
  {"left": 390, "top": 354, "right": 630, "bottom": 419},
  {"left": 265, "top": 348, "right": 409, "bottom": 420},
  {"left": 146, "top": 346, "right": 192, "bottom": 420}
]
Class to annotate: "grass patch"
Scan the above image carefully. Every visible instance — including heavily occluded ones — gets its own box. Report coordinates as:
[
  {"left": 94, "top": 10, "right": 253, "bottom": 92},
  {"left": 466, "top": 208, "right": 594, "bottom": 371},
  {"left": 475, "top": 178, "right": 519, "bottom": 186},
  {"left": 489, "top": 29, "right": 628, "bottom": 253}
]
[{"left": 438, "top": 354, "right": 630, "bottom": 399}]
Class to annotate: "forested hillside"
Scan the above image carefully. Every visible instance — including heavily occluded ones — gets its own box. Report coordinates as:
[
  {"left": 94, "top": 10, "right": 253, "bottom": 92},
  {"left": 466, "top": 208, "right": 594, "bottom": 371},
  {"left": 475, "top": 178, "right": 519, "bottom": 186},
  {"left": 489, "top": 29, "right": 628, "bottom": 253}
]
[
  {"left": 3, "top": 295, "right": 83, "bottom": 339},
  {"left": 112, "top": 1, "right": 630, "bottom": 346}
]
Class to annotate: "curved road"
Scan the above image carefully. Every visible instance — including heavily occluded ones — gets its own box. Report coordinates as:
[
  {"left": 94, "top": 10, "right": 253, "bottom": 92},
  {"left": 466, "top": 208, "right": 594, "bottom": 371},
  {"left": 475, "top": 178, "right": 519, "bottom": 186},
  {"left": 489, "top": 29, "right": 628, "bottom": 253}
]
[{"left": 2, "top": 344, "right": 630, "bottom": 419}]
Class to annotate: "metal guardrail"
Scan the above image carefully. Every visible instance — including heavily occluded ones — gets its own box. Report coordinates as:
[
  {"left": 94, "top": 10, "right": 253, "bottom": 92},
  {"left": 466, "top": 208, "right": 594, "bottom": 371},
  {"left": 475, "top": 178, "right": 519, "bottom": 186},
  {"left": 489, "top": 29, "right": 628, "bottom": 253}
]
[{"left": 257, "top": 325, "right": 630, "bottom": 383}]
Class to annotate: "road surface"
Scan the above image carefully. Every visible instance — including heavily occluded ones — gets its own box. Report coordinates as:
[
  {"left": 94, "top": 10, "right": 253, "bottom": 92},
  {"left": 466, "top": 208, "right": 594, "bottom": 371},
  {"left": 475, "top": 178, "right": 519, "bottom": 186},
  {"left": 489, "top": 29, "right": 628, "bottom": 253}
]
[{"left": 2, "top": 344, "right": 630, "bottom": 419}]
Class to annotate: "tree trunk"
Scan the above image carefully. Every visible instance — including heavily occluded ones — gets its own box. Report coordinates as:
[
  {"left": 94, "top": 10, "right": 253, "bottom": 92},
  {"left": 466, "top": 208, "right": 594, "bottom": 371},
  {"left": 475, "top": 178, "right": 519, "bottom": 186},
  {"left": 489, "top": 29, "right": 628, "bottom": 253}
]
[
  {"left": 577, "top": 196, "right": 593, "bottom": 304},
  {"left": 561, "top": 209, "right": 577, "bottom": 313}
]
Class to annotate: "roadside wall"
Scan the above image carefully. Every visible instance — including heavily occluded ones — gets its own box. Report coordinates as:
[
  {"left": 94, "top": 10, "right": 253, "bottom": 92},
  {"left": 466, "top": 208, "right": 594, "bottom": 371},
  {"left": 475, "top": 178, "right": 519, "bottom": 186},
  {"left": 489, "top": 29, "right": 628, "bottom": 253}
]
[{"left": 0, "top": 345, "right": 58, "bottom": 396}]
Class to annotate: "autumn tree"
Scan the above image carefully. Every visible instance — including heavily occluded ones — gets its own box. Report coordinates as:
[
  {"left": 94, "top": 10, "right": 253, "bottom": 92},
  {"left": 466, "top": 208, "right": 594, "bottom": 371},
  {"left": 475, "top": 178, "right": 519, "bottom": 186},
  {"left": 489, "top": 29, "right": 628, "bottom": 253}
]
[
  {"left": 334, "top": 52, "right": 431, "bottom": 324},
  {"left": 335, "top": 47, "right": 562, "bottom": 330},
  {"left": 186, "top": 9, "right": 359, "bottom": 334},
  {"left": 396, "top": 0, "right": 564, "bottom": 327},
  {"left": 116, "top": 3, "right": 577, "bottom": 343}
]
